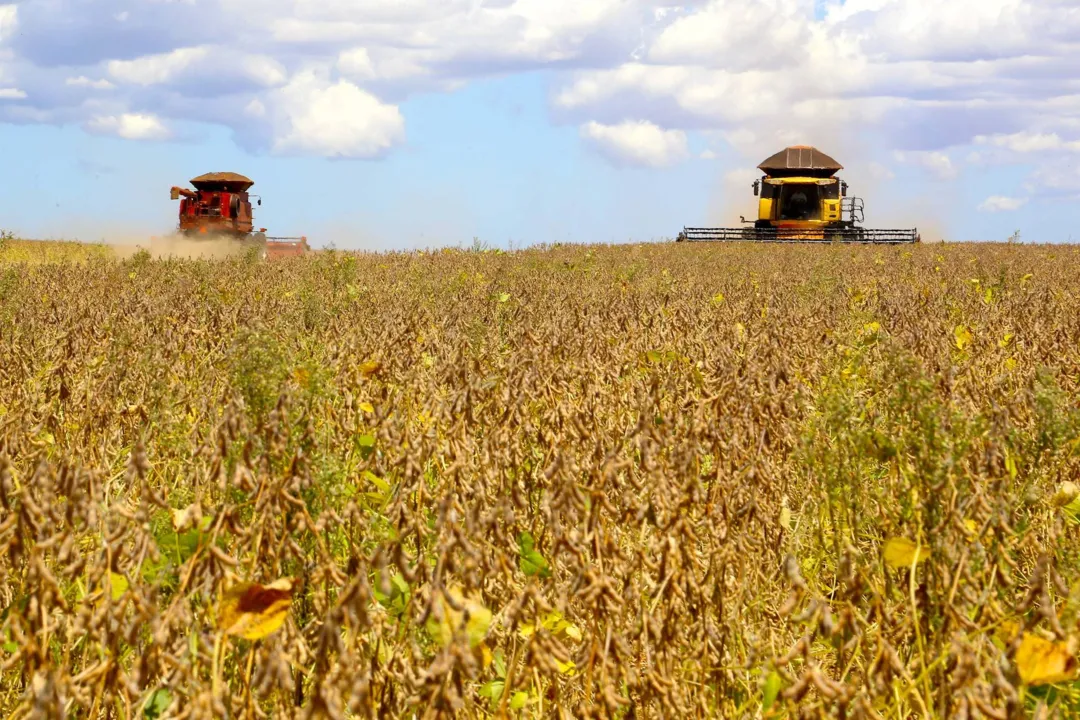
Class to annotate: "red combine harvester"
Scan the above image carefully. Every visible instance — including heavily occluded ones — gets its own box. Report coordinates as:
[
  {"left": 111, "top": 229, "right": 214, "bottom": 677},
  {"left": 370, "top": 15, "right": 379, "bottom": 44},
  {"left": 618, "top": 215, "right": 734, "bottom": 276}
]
[{"left": 167, "top": 172, "right": 310, "bottom": 259}]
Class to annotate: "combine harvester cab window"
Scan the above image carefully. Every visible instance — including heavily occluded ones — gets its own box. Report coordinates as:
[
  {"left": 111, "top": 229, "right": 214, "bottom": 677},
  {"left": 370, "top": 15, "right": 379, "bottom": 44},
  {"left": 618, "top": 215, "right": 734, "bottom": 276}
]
[{"left": 778, "top": 184, "right": 820, "bottom": 220}]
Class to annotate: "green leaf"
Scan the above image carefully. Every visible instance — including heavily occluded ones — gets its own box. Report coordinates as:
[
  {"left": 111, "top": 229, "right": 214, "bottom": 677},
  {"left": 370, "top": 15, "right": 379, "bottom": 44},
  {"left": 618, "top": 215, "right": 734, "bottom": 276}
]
[
  {"left": 518, "top": 531, "right": 536, "bottom": 554},
  {"left": 479, "top": 680, "right": 505, "bottom": 702},
  {"left": 391, "top": 573, "right": 409, "bottom": 595},
  {"left": 493, "top": 650, "right": 507, "bottom": 678},
  {"left": 363, "top": 470, "right": 390, "bottom": 493},
  {"left": 357, "top": 433, "right": 376, "bottom": 459},
  {"left": 497, "top": 292, "right": 511, "bottom": 303},
  {"left": 2, "top": 642, "right": 18, "bottom": 654},
  {"left": 143, "top": 688, "right": 173, "bottom": 719},
  {"left": 762, "top": 671, "right": 782, "bottom": 711},
  {"left": 517, "top": 532, "right": 551, "bottom": 579}
]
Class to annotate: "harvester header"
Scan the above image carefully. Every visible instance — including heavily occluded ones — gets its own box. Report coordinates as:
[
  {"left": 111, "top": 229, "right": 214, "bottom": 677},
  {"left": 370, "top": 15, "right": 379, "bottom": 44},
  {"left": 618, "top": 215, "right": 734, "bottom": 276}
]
[{"left": 677, "top": 145, "right": 919, "bottom": 244}]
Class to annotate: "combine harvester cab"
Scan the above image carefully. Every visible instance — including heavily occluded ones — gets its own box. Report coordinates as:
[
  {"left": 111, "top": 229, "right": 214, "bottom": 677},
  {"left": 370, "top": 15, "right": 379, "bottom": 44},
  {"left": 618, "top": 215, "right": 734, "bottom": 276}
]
[
  {"left": 677, "top": 146, "right": 920, "bottom": 244},
  {"left": 164, "top": 172, "right": 311, "bottom": 259}
]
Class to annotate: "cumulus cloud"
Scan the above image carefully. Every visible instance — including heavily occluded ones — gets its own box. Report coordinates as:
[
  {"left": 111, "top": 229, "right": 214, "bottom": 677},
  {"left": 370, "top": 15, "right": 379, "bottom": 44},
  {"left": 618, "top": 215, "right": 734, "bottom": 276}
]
[
  {"left": 0, "top": 87, "right": 26, "bottom": 99},
  {"left": 0, "top": 0, "right": 1077, "bottom": 178},
  {"left": 978, "top": 195, "right": 1028, "bottom": 212},
  {"left": 0, "top": 4, "right": 16, "bottom": 39},
  {"left": 66, "top": 76, "right": 115, "bottom": 90},
  {"left": 974, "top": 131, "right": 1080, "bottom": 153},
  {"left": 265, "top": 72, "right": 405, "bottom": 159},
  {"left": 107, "top": 46, "right": 287, "bottom": 94},
  {"left": 893, "top": 150, "right": 958, "bottom": 180},
  {"left": 551, "top": 0, "right": 1080, "bottom": 186},
  {"left": 85, "top": 112, "right": 170, "bottom": 140},
  {"left": 581, "top": 120, "right": 689, "bottom": 168}
]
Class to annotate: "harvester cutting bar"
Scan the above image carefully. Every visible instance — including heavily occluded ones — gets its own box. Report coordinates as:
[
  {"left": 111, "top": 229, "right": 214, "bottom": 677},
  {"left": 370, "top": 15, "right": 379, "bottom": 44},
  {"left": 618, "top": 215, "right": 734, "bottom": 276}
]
[{"left": 678, "top": 227, "right": 919, "bottom": 244}]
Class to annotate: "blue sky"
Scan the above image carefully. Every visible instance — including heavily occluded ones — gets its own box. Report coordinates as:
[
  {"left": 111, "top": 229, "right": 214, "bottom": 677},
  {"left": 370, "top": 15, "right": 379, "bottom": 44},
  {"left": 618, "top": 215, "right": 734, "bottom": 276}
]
[{"left": 2, "top": 1, "right": 1079, "bottom": 248}]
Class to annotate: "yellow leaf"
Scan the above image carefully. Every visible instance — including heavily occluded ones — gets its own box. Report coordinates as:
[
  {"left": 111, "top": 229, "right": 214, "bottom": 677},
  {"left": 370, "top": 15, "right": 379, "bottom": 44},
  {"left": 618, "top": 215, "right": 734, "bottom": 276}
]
[
  {"left": 1004, "top": 451, "right": 1018, "bottom": 480},
  {"left": 1020, "top": 273, "right": 1033, "bottom": 286},
  {"left": 1063, "top": 497, "right": 1080, "bottom": 525},
  {"left": 883, "top": 537, "right": 928, "bottom": 569},
  {"left": 1005, "top": 357, "right": 1017, "bottom": 371},
  {"left": 359, "top": 360, "right": 381, "bottom": 377},
  {"left": 217, "top": 578, "right": 294, "bottom": 641},
  {"left": 109, "top": 572, "right": 129, "bottom": 601},
  {"left": 711, "top": 292, "right": 725, "bottom": 305},
  {"left": 171, "top": 503, "right": 202, "bottom": 532},
  {"left": 555, "top": 659, "right": 577, "bottom": 676},
  {"left": 996, "top": 619, "right": 1021, "bottom": 645},
  {"left": 1051, "top": 482, "right": 1079, "bottom": 507},
  {"left": 427, "top": 587, "right": 491, "bottom": 649},
  {"left": 998, "top": 332, "right": 1014, "bottom": 348},
  {"left": 359, "top": 402, "right": 374, "bottom": 414},
  {"left": 953, "top": 324, "right": 973, "bottom": 350},
  {"left": 1015, "top": 632, "right": 1079, "bottom": 685}
]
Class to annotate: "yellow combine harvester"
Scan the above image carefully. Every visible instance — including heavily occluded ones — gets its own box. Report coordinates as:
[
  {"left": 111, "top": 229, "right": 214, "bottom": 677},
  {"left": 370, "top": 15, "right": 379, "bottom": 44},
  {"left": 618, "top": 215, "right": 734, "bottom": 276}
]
[{"left": 677, "top": 145, "right": 920, "bottom": 244}]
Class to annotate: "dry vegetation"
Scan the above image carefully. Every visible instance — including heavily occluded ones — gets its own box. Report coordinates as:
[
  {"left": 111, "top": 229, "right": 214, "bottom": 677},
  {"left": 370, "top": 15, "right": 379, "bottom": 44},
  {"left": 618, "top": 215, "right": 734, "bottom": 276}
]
[{"left": 2, "top": 239, "right": 1080, "bottom": 719}]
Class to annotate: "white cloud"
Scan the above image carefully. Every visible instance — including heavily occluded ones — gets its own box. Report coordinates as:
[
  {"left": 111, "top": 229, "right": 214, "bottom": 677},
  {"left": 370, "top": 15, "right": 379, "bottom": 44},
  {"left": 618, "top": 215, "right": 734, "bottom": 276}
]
[
  {"left": 974, "top": 131, "right": 1080, "bottom": 153},
  {"left": 266, "top": 72, "right": 405, "bottom": 158},
  {"left": 893, "top": 150, "right": 958, "bottom": 180},
  {"left": 868, "top": 162, "right": 896, "bottom": 180},
  {"left": 0, "top": 0, "right": 1077, "bottom": 180},
  {"left": 580, "top": 119, "right": 689, "bottom": 168},
  {"left": 85, "top": 112, "right": 171, "bottom": 140},
  {"left": 66, "top": 76, "right": 115, "bottom": 90},
  {"left": 108, "top": 47, "right": 209, "bottom": 85},
  {"left": 0, "top": 87, "right": 25, "bottom": 99},
  {"left": 107, "top": 46, "right": 286, "bottom": 90},
  {"left": 647, "top": 0, "right": 810, "bottom": 71},
  {"left": 700, "top": 149, "right": 717, "bottom": 160},
  {"left": 978, "top": 195, "right": 1028, "bottom": 212},
  {"left": 0, "top": 4, "right": 16, "bottom": 41}
]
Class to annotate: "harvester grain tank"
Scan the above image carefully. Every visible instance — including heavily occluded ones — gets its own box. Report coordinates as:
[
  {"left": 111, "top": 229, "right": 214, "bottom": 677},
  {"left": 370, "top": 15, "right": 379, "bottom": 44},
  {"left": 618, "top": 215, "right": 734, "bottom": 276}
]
[
  {"left": 677, "top": 146, "right": 920, "bottom": 244},
  {"left": 166, "top": 172, "right": 310, "bottom": 258}
]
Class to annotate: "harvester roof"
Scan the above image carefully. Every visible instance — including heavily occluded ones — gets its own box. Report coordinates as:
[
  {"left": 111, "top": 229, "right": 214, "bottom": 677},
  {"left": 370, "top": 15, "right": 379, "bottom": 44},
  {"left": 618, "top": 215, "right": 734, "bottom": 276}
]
[
  {"left": 758, "top": 146, "right": 843, "bottom": 178},
  {"left": 189, "top": 172, "right": 254, "bottom": 192}
]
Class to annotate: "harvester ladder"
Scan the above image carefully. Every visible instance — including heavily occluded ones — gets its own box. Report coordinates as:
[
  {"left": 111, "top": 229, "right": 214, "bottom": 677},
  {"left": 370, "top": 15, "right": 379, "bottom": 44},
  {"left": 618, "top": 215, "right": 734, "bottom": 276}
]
[{"left": 842, "top": 197, "right": 865, "bottom": 224}]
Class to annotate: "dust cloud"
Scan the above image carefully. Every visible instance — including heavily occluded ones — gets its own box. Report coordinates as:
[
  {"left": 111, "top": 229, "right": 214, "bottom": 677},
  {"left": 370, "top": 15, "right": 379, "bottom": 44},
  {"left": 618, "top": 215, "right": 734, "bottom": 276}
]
[{"left": 110, "top": 235, "right": 257, "bottom": 260}]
